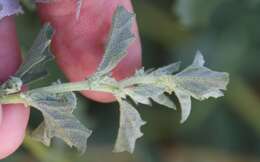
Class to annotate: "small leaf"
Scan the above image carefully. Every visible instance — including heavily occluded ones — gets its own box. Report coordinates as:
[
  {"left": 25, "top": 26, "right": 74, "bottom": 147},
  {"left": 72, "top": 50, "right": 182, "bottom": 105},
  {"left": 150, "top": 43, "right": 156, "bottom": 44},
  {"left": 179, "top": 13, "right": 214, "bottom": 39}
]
[
  {"left": 15, "top": 23, "right": 54, "bottom": 84},
  {"left": 174, "top": 89, "right": 191, "bottom": 123},
  {"left": 152, "top": 61, "right": 181, "bottom": 75},
  {"left": 114, "top": 100, "right": 146, "bottom": 153},
  {"left": 97, "top": 6, "right": 135, "bottom": 75},
  {"left": 151, "top": 94, "right": 177, "bottom": 110},
  {"left": 23, "top": 89, "right": 92, "bottom": 154},
  {"left": 126, "top": 85, "right": 165, "bottom": 105}
]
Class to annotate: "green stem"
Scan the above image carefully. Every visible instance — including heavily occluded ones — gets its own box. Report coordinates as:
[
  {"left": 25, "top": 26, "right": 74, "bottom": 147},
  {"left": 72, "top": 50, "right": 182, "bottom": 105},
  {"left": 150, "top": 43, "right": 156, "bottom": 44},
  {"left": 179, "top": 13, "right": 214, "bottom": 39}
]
[
  {"left": 120, "top": 75, "right": 159, "bottom": 87},
  {"left": 0, "top": 73, "right": 167, "bottom": 105},
  {"left": 32, "top": 81, "right": 91, "bottom": 93},
  {"left": 0, "top": 93, "right": 27, "bottom": 105},
  {"left": 30, "top": 80, "right": 115, "bottom": 94}
]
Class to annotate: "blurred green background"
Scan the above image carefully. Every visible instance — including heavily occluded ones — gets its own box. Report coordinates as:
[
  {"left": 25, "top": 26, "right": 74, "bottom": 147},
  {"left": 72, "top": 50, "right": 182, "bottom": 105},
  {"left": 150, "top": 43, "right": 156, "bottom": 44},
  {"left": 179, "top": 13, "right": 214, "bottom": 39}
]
[{"left": 3, "top": 0, "right": 260, "bottom": 161}]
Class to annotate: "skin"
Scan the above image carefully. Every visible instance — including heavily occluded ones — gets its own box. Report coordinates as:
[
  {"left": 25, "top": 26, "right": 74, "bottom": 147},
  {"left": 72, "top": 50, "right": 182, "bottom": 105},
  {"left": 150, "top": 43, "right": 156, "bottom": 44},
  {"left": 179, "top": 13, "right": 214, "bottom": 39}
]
[
  {"left": 37, "top": 0, "right": 142, "bottom": 103},
  {"left": 0, "top": 16, "right": 30, "bottom": 160}
]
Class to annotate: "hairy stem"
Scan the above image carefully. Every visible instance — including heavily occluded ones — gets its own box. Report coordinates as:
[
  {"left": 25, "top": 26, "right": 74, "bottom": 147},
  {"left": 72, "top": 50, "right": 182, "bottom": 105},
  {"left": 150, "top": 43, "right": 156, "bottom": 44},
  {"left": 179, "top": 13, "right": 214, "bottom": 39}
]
[
  {"left": 0, "top": 73, "right": 170, "bottom": 106},
  {"left": 30, "top": 78, "right": 120, "bottom": 93},
  {"left": 0, "top": 93, "right": 27, "bottom": 105}
]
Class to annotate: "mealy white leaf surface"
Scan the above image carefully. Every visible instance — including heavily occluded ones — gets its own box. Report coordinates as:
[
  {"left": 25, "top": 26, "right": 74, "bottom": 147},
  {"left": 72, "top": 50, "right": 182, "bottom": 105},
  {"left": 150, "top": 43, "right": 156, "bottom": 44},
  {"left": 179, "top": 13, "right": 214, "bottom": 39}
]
[
  {"left": 192, "top": 51, "right": 205, "bottom": 66},
  {"left": 174, "top": 89, "right": 191, "bottom": 123},
  {"left": 174, "top": 52, "right": 229, "bottom": 100},
  {"left": 126, "top": 85, "right": 165, "bottom": 105},
  {"left": 171, "top": 52, "right": 229, "bottom": 123},
  {"left": 15, "top": 23, "right": 54, "bottom": 83},
  {"left": 24, "top": 90, "right": 92, "bottom": 154},
  {"left": 151, "top": 94, "right": 177, "bottom": 110},
  {"left": 114, "top": 100, "right": 146, "bottom": 153},
  {"left": 97, "top": 6, "right": 135, "bottom": 75},
  {"left": 152, "top": 61, "right": 181, "bottom": 75}
]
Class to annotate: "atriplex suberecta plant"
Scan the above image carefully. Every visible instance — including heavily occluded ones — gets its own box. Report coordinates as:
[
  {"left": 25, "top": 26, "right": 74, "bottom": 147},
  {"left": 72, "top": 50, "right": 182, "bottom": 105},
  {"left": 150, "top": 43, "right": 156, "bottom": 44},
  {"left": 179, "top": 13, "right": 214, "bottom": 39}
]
[{"left": 0, "top": 6, "right": 229, "bottom": 154}]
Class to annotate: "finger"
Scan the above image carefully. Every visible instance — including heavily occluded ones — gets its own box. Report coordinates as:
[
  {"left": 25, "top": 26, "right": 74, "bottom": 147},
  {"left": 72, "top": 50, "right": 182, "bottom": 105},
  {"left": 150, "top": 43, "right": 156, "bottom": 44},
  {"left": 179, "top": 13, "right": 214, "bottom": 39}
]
[
  {"left": 0, "top": 104, "right": 29, "bottom": 159},
  {"left": 0, "top": 16, "right": 30, "bottom": 160},
  {"left": 0, "top": 106, "right": 2, "bottom": 126}
]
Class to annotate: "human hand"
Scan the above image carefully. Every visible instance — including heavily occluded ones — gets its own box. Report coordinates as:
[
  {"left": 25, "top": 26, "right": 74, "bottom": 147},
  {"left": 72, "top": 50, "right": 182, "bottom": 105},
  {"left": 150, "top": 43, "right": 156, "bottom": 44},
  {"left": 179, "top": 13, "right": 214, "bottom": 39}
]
[{"left": 0, "top": 16, "right": 30, "bottom": 160}]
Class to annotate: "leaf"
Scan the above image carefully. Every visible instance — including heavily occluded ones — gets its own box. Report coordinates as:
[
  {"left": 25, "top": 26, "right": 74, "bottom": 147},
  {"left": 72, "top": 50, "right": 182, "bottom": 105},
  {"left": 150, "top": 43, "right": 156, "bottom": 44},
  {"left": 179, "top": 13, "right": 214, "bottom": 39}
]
[
  {"left": 151, "top": 94, "right": 177, "bottom": 110},
  {"left": 21, "top": 49, "right": 53, "bottom": 84},
  {"left": 97, "top": 6, "right": 135, "bottom": 75},
  {"left": 23, "top": 89, "right": 92, "bottom": 154},
  {"left": 114, "top": 100, "right": 146, "bottom": 153},
  {"left": 15, "top": 23, "right": 54, "bottom": 84},
  {"left": 172, "top": 51, "right": 229, "bottom": 123},
  {"left": 174, "top": 89, "right": 191, "bottom": 123},
  {"left": 152, "top": 61, "right": 181, "bottom": 75},
  {"left": 25, "top": 90, "right": 77, "bottom": 113},
  {"left": 174, "top": 51, "right": 229, "bottom": 100},
  {"left": 125, "top": 85, "right": 165, "bottom": 105}
]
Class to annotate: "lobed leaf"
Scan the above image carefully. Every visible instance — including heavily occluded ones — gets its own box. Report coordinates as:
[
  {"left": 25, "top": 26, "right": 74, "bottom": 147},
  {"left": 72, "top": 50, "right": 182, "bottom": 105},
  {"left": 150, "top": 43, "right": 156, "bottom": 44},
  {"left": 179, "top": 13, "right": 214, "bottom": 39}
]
[
  {"left": 23, "top": 88, "right": 92, "bottom": 154},
  {"left": 0, "top": 23, "right": 54, "bottom": 96},
  {"left": 97, "top": 6, "right": 135, "bottom": 75},
  {"left": 173, "top": 51, "right": 229, "bottom": 100},
  {"left": 172, "top": 51, "right": 229, "bottom": 122},
  {"left": 15, "top": 23, "right": 54, "bottom": 84},
  {"left": 114, "top": 99, "right": 146, "bottom": 153}
]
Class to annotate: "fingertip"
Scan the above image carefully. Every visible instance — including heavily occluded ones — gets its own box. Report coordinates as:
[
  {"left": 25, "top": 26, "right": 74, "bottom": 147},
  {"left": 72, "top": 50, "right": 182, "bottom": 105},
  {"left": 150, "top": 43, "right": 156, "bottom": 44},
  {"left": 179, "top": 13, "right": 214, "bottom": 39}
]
[
  {"left": 0, "top": 104, "right": 30, "bottom": 160},
  {"left": 0, "top": 106, "right": 2, "bottom": 125}
]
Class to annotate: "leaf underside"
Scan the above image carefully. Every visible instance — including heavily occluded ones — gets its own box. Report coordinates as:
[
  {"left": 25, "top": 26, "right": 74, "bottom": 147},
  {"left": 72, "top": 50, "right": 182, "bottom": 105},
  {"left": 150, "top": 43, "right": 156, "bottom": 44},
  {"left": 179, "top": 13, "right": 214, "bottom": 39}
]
[
  {"left": 24, "top": 89, "right": 92, "bottom": 154},
  {"left": 114, "top": 99, "right": 146, "bottom": 153},
  {"left": 172, "top": 51, "right": 229, "bottom": 123},
  {"left": 97, "top": 6, "right": 135, "bottom": 75},
  {"left": 15, "top": 23, "right": 54, "bottom": 84}
]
